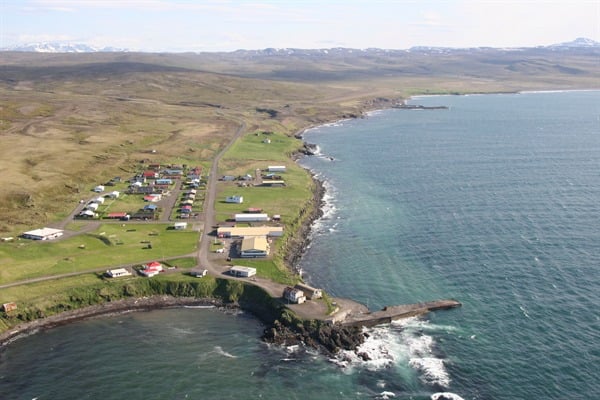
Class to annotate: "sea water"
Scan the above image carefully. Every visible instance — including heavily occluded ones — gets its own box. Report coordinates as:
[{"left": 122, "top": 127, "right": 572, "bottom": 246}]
[{"left": 1, "top": 91, "right": 599, "bottom": 400}]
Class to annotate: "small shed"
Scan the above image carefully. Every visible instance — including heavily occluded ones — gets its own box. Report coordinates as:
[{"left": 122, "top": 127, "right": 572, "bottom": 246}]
[
  {"left": 174, "top": 222, "right": 187, "bottom": 230},
  {"left": 267, "top": 165, "right": 286, "bottom": 173},
  {"left": 86, "top": 202, "right": 99, "bottom": 211},
  {"left": 93, "top": 185, "right": 105, "bottom": 193},
  {"left": 108, "top": 191, "right": 120, "bottom": 199}
]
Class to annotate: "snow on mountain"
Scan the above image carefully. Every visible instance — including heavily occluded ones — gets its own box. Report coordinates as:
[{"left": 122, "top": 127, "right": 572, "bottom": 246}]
[
  {"left": 3, "top": 42, "right": 127, "bottom": 53},
  {"left": 548, "top": 37, "right": 600, "bottom": 48}
]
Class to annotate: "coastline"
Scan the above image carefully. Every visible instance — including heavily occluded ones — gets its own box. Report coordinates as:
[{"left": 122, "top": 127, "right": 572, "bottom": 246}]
[
  {"left": 0, "top": 120, "right": 337, "bottom": 350},
  {"left": 0, "top": 296, "right": 225, "bottom": 348},
  {"left": 0, "top": 103, "right": 403, "bottom": 351}
]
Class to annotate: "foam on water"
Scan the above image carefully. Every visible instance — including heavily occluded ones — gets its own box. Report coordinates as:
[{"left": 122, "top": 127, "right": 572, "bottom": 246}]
[
  {"left": 213, "top": 346, "right": 237, "bottom": 359},
  {"left": 430, "top": 393, "right": 465, "bottom": 400}
]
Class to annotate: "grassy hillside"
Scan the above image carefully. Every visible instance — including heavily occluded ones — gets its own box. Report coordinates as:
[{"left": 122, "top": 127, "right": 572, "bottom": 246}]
[{"left": 1, "top": 48, "right": 599, "bottom": 234}]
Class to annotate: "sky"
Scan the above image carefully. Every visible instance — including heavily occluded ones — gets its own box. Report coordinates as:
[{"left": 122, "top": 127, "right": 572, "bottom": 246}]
[{"left": 1, "top": 0, "right": 599, "bottom": 52}]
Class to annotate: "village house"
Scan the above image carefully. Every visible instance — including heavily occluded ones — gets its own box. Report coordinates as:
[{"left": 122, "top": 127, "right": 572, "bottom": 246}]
[
  {"left": 139, "top": 261, "right": 163, "bottom": 277},
  {"left": 225, "top": 195, "right": 244, "bottom": 204},
  {"left": 283, "top": 286, "right": 306, "bottom": 304},
  {"left": 106, "top": 268, "right": 132, "bottom": 278}
]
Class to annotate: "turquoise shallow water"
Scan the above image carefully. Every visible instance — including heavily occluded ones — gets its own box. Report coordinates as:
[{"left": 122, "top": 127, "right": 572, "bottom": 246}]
[{"left": 1, "top": 91, "right": 599, "bottom": 399}]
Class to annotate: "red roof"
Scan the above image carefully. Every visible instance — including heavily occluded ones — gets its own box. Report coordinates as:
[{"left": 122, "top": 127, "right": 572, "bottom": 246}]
[
  {"left": 143, "top": 171, "right": 157, "bottom": 177},
  {"left": 107, "top": 212, "right": 127, "bottom": 218},
  {"left": 144, "top": 261, "right": 162, "bottom": 269}
]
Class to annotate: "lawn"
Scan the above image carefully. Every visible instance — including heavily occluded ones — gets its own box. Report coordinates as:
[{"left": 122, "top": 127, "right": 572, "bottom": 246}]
[{"left": 0, "top": 223, "right": 199, "bottom": 284}]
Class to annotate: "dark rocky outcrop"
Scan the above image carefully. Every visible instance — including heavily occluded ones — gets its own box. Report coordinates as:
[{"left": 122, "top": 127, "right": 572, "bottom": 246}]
[{"left": 262, "top": 318, "right": 366, "bottom": 356}]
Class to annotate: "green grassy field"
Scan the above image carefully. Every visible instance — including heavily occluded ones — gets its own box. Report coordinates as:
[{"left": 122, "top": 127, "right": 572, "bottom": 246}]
[{"left": 0, "top": 223, "right": 199, "bottom": 284}]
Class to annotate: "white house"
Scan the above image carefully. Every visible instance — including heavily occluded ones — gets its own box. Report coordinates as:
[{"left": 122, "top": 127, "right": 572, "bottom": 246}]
[
  {"left": 283, "top": 286, "right": 306, "bottom": 304},
  {"left": 234, "top": 213, "right": 269, "bottom": 223},
  {"left": 78, "top": 209, "right": 96, "bottom": 218},
  {"left": 225, "top": 195, "right": 244, "bottom": 204},
  {"left": 106, "top": 268, "right": 132, "bottom": 278},
  {"left": 94, "top": 196, "right": 105, "bottom": 204},
  {"left": 229, "top": 266, "right": 257, "bottom": 277},
  {"left": 108, "top": 191, "right": 120, "bottom": 199},
  {"left": 93, "top": 185, "right": 105, "bottom": 193},
  {"left": 240, "top": 236, "right": 269, "bottom": 258},
  {"left": 267, "top": 165, "right": 286, "bottom": 173},
  {"left": 21, "top": 227, "right": 64, "bottom": 241},
  {"left": 85, "top": 202, "right": 99, "bottom": 211}
]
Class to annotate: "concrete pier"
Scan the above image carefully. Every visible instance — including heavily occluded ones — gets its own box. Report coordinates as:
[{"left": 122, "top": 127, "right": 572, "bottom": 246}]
[{"left": 341, "top": 299, "right": 461, "bottom": 328}]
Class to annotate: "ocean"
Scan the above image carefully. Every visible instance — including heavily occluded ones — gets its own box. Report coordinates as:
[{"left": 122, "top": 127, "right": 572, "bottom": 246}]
[{"left": 1, "top": 91, "right": 599, "bottom": 400}]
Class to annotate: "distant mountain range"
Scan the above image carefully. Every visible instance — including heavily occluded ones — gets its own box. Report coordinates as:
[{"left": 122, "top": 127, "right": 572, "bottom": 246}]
[
  {"left": 1, "top": 42, "right": 128, "bottom": 53},
  {"left": 2, "top": 38, "right": 598, "bottom": 54}
]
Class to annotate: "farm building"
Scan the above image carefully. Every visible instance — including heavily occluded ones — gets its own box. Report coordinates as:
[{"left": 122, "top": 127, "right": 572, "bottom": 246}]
[
  {"left": 240, "top": 236, "right": 269, "bottom": 257},
  {"left": 234, "top": 213, "right": 269, "bottom": 222},
  {"left": 106, "top": 268, "right": 132, "bottom": 278},
  {"left": 93, "top": 185, "right": 105, "bottom": 193},
  {"left": 283, "top": 287, "right": 306, "bottom": 304},
  {"left": 267, "top": 165, "right": 286, "bottom": 173},
  {"left": 295, "top": 283, "right": 323, "bottom": 300},
  {"left": 108, "top": 191, "right": 120, "bottom": 198},
  {"left": 225, "top": 195, "right": 244, "bottom": 204},
  {"left": 22, "top": 227, "right": 64, "bottom": 241},
  {"left": 217, "top": 226, "right": 283, "bottom": 238},
  {"left": 229, "top": 266, "right": 256, "bottom": 277},
  {"left": 221, "top": 175, "right": 236, "bottom": 181},
  {"left": 94, "top": 196, "right": 105, "bottom": 204}
]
